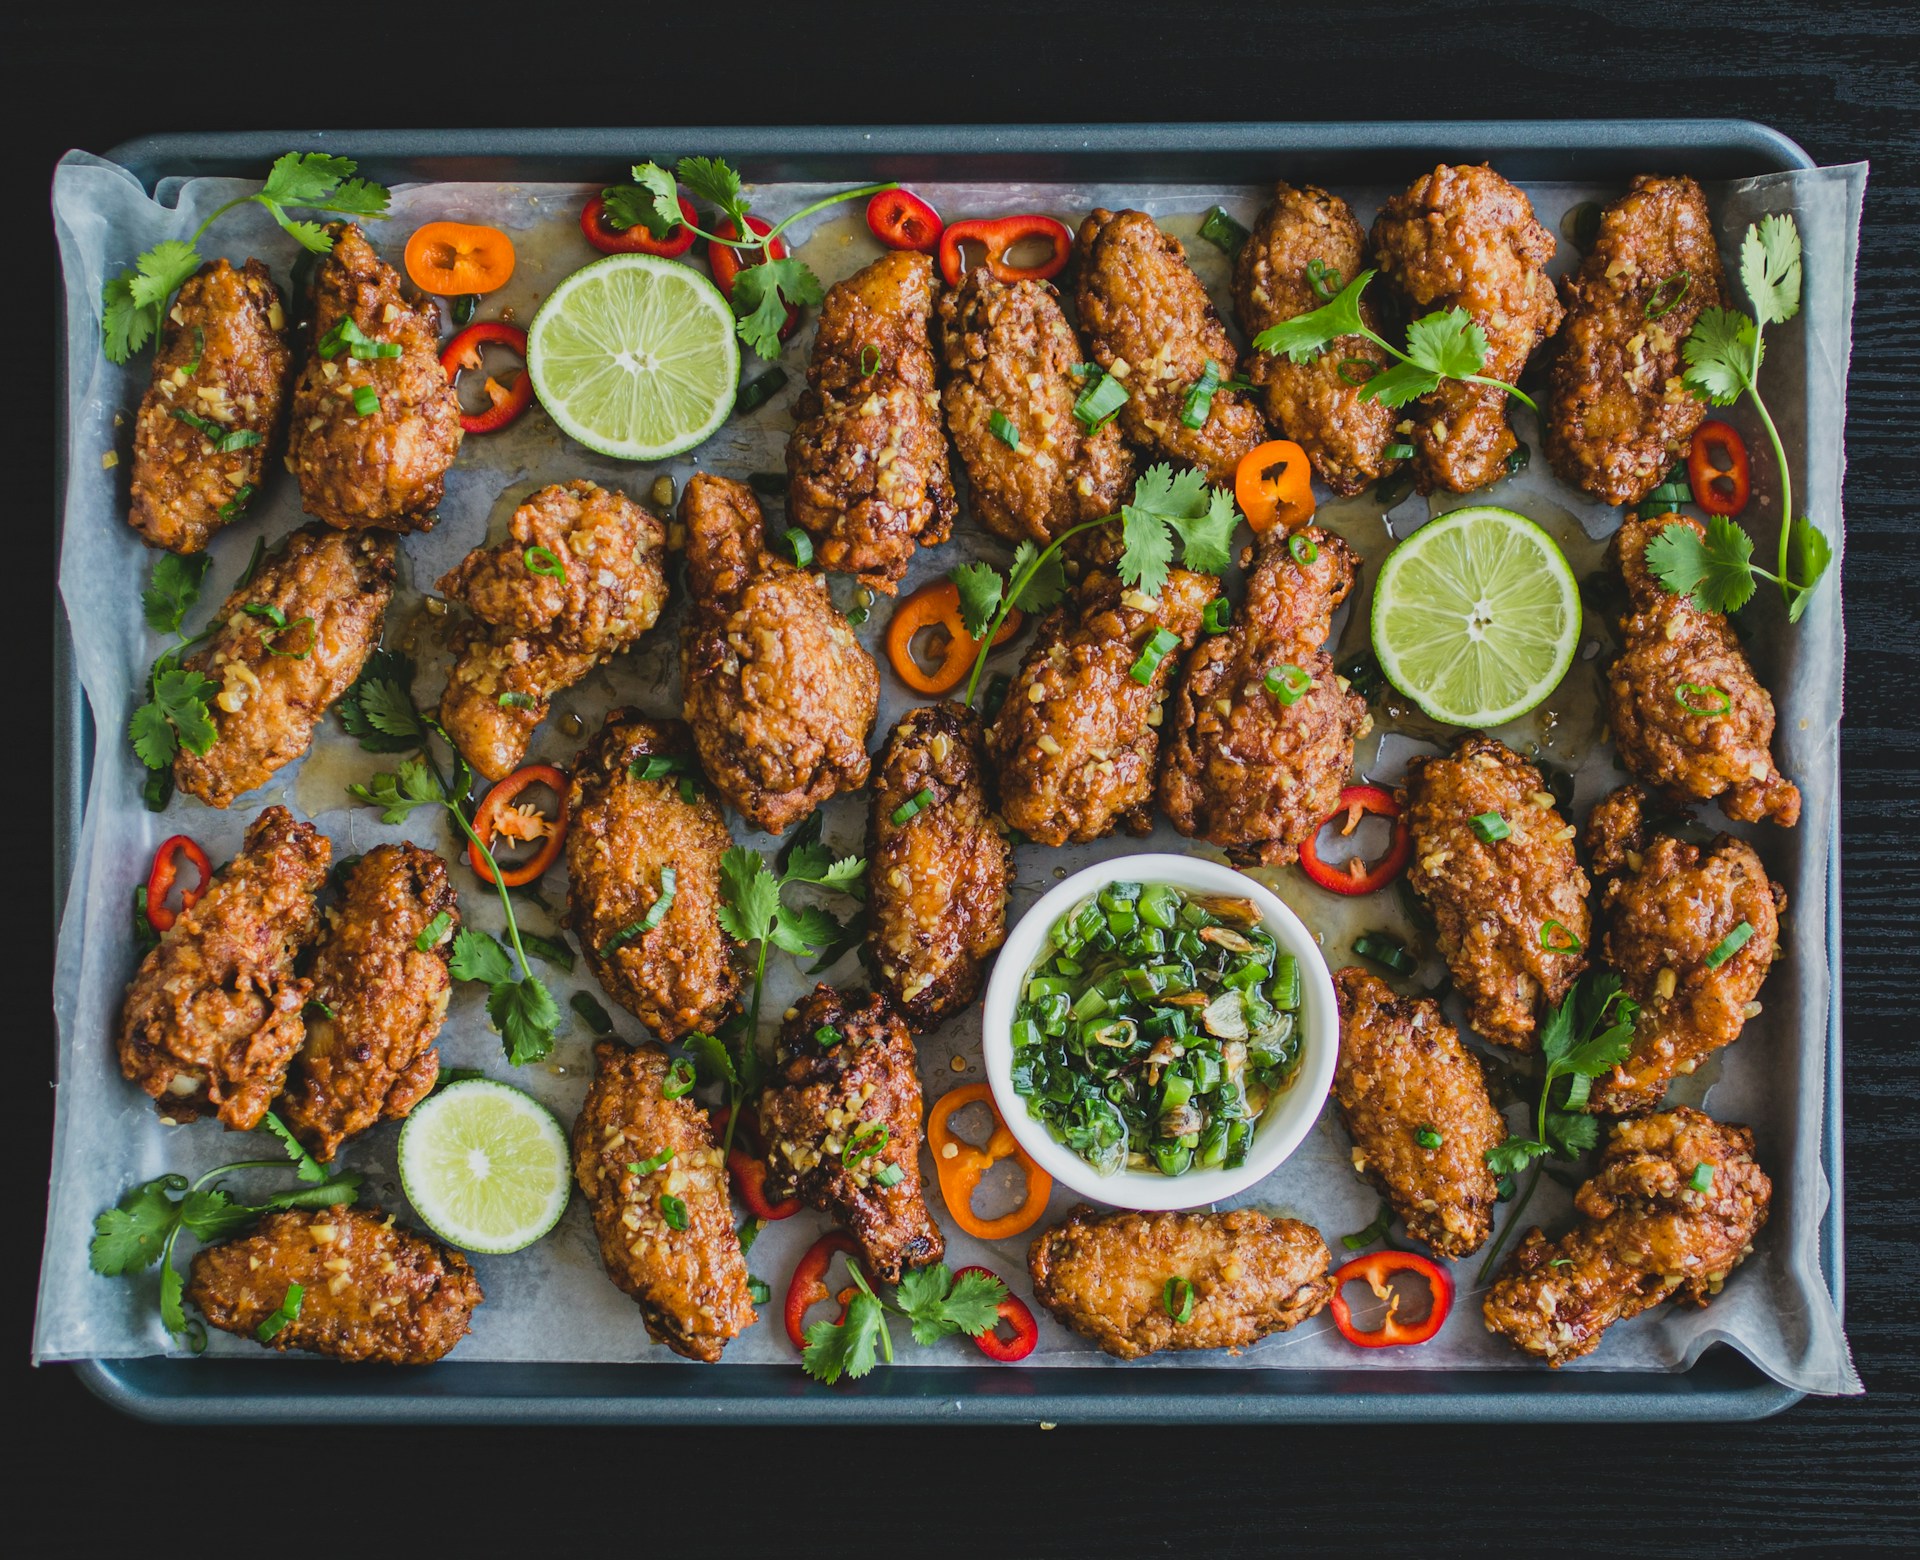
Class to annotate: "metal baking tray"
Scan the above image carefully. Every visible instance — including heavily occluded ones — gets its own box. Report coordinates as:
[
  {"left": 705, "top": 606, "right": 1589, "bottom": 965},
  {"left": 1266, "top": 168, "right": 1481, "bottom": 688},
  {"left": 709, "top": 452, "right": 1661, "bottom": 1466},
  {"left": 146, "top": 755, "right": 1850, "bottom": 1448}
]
[{"left": 55, "top": 120, "right": 1842, "bottom": 1423}]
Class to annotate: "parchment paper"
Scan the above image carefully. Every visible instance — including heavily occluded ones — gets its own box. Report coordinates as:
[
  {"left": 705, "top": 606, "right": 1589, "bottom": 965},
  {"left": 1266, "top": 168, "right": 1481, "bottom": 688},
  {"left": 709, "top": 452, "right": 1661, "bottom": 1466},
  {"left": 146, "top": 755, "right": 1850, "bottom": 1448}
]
[{"left": 39, "top": 151, "right": 1863, "bottom": 1393}]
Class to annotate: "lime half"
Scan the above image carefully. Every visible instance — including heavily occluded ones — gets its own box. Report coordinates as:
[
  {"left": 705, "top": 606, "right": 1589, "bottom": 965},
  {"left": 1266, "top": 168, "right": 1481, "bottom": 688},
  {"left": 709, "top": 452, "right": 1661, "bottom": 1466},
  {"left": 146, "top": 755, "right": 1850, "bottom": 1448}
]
[
  {"left": 1370, "top": 505, "right": 1581, "bottom": 728},
  {"left": 397, "top": 1079, "right": 571, "bottom": 1254},
  {"left": 527, "top": 252, "right": 739, "bottom": 461}
]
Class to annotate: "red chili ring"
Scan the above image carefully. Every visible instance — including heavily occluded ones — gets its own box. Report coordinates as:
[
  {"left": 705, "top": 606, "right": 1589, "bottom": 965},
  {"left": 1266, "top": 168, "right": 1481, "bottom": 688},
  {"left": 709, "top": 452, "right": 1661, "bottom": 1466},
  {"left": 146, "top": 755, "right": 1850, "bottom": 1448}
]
[
  {"left": 1298, "top": 784, "right": 1411, "bottom": 896},
  {"left": 709, "top": 215, "right": 799, "bottom": 340},
  {"left": 1687, "top": 419, "right": 1753, "bottom": 517},
  {"left": 937, "top": 214, "right": 1073, "bottom": 289},
  {"left": 953, "top": 1265, "right": 1039, "bottom": 1363},
  {"left": 145, "top": 835, "right": 212, "bottom": 934},
  {"left": 580, "top": 191, "right": 698, "bottom": 257},
  {"left": 440, "top": 321, "right": 533, "bottom": 434},
  {"left": 1328, "top": 1250, "right": 1453, "bottom": 1348},
  {"left": 866, "top": 189, "right": 944, "bottom": 254},
  {"left": 711, "top": 1107, "right": 802, "bottom": 1221},
  {"left": 784, "top": 1230, "right": 865, "bottom": 1350}
]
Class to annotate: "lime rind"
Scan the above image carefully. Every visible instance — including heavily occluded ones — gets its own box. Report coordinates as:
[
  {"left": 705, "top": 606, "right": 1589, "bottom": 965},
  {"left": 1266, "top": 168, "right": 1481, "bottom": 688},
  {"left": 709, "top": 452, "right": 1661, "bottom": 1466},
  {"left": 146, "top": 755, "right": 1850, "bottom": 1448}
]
[
  {"left": 1370, "top": 505, "right": 1581, "bottom": 728},
  {"left": 397, "top": 1079, "right": 571, "bottom": 1255}
]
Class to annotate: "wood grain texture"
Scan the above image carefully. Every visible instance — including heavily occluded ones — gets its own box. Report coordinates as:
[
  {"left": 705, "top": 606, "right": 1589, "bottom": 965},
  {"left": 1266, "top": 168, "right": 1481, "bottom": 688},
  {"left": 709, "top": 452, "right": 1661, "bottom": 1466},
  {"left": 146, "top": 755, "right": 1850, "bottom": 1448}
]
[{"left": 10, "top": 0, "right": 1916, "bottom": 1551}]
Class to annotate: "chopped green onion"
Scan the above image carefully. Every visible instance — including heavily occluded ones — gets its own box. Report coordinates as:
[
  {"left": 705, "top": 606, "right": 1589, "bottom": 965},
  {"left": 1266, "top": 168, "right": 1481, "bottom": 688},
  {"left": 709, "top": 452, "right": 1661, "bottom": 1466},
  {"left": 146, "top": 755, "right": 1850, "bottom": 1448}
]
[
  {"left": 1180, "top": 359, "right": 1222, "bottom": 429},
  {"left": 1202, "top": 598, "right": 1232, "bottom": 635},
  {"left": 1470, "top": 811, "right": 1510, "bottom": 844},
  {"left": 1288, "top": 533, "right": 1318, "bottom": 567},
  {"left": 1338, "top": 357, "right": 1379, "bottom": 387},
  {"left": 169, "top": 407, "right": 263, "bottom": 453},
  {"left": 497, "top": 691, "right": 536, "bottom": 709},
  {"left": 571, "top": 991, "right": 615, "bottom": 1035},
  {"left": 1706, "top": 921, "right": 1755, "bottom": 969},
  {"left": 1339, "top": 653, "right": 1385, "bottom": 700},
  {"left": 255, "top": 1282, "right": 304, "bottom": 1342},
  {"left": 1539, "top": 919, "right": 1582, "bottom": 955},
  {"left": 415, "top": 911, "right": 452, "bottom": 951},
  {"left": 182, "top": 326, "right": 206, "bottom": 375},
  {"left": 737, "top": 1216, "right": 765, "bottom": 1255},
  {"left": 746, "top": 1276, "right": 772, "bottom": 1305},
  {"left": 519, "top": 932, "right": 574, "bottom": 972},
  {"left": 351, "top": 385, "right": 380, "bottom": 417},
  {"left": 1689, "top": 1162, "right": 1715, "bottom": 1192},
  {"left": 628, "top": 1147, "right": 676, "bottom": 1177},
  {"left": 890, "top": 787, "right": 934, "bottom": 826},
  {"left": 661, "top": 1056, "right": 697, "bottom": 1099},
  {"left": 1375, "top": 466, "right": 1416, "bottom": 509},
  {"left": 780, "top": 527, "right": 814, "bottom": 567},
  {"left": 677, "top": 776, "right": 699, "bottom": 805},
  {"left": 735, "top": 366, "right": 787, "bottom": 415},
  {"left": 303, "top": 998, "right": 335, "bottom": 1021},
  {"left": 748, "top": 471, "right": 788, "bottom": 496},
  {"left": 1645, "top": 271, "right": 1693, "bottom": 320},
  {"left": 318, "top": 316, "right": 402, "bottom": 361},
  {"left": 597, "top": 866, "right": 678, "bottom": 958},
  {"left": 1382, "top": 442, "right": 1415, "bottom": 461},
  {"left": 1305, "top": 257, "right": 1343, "bottom": 301},
  {"left": 1353, "top": 932, "right": 1415, "bottom": 975},
  {"left": 1415, "top": 1126, "right": 1443, "bottom": 1150},
  {"left": 873, "top": 1162, "right": 905, "bottom": 1189},
  {"left": 1197, "top": 206, "right": 1249, "bottom": 258},
  {"left": 243, "top": 601, "right": 289, "bottom": 630},
  {"left": 451, "top": 294, "right": 478, "bottom": 328},
  {"left": 1264, "top": 663, "right": 1313, "bottom": 705},
  {"left": 859, "top": 344, "right": 881, "bottom": 376},
  {"left": 844, "top": 1120, "right": 890, "bottom": 1168},
  {"left": 814, "top": 1024, "right": 842, "bottom": 1048},
  {"left": 1675, "top": 681, "right": 1731, "bottom": 717},
  {"left": 1072, "top": 368, "right": 1129, "bottom": 431},
  {"left": 523, "top": 544, "right": 565, "bottom": 579},
  {"left": 1504, "top": 441, "right": 1531, "bottom": 475},
  {"left": 1341, "top": 1204, "right": 1393, "bottom": 1250},
  {"left": 219, "top": 486, "right": 257, "bottom": 523},
  {"left": 1130, "top": 627, "right": 1182, "bottom": 685},
  {"left": 1565, "top": 200, "right": 1603, "bottom": 252},
  {"left": 989, "top": 408, "right": 1020, "bottom": 449},
  {"left": 1163, "top": 1276, "right": 1196, "bottom": 1324},
  {"left": 264, "top": 616, "right": 315, "bottom": 660},
  {"left": 660, "top": 1194, "right": 690, "bottom": 1230}
]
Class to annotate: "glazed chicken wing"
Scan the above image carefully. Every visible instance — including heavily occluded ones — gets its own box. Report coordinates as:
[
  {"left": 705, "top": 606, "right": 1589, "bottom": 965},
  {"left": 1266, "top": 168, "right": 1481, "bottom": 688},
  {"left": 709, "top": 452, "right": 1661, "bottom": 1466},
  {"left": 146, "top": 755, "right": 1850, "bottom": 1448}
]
[
  {"left": 1370, "top": 165, "right": 1563, "bottom": 494},
  {"left": 1029, "top": 1206, "right": 1333, "bottom": 1360},
  {"left": 786, "top": 251, "right": 955, "bottom": 592},
  {"left": 1159, "top": 527, "right": 1367, "bottom": 864},
  {"left": 173, "top": 524, "right": 394, "bottom": 808},
  {"left": 757, "top": 986, "right": 943, "bottom": 1283},
  {"left": 987, "top": 568, "right": 1218, "bottom": 846},
  {"left": 437, "top": 480, "right": 670, "bottom": 782},
  {"left": 277, "top": 843, "right": 459, "bottom": 1161},
  {"left": 573, "top": 1040, "right": 757, "bottom": 1362},
  {"left": 1546, "top": 176, "right": 1726, "bottom": 505},
  {"left": 1233, "top": 185, "right": 1403, "bottom": 495},
  {"left": 187, "top": 1205, "right": 482, "bottom": 1364},
  {"left": 1483, "top": 1107, "right": 1770, "bottom": 1365},
  {"left": 118, "top": 806, "right": 329, "bottom": 1129},
  {"left": 1605, "top": 513, "right": 1800, "bottom": 826},
  {"left": 1074, "top": 208, "right": 1268, "bottom": 485},
  {"left": 567, "top": 710, "right": 739, "bottom": 1040},
  {"left": 1333, "top": 967, "right": 1506, "bottom": 1259},
  {"left": 866, "top": 705, "right": 1010, "bottom": 1028},
  {"left": 679, "top": 473, "right": 878, "bottom": 834},
  {"left": 1581, "top": 785, "right": 1784, "bottom": 1115},
  {"left": 936, "top": 267, "right": 1134, "bottom": 546},
  {"left": 286, "top": 224, "right": 462, "bottom": 531},
  {"left": 1403, "top": 736, "right": 1590, "bottom": 1051},
  {"left": 129, "top": 259, "right": 292, "bottom": 554}
]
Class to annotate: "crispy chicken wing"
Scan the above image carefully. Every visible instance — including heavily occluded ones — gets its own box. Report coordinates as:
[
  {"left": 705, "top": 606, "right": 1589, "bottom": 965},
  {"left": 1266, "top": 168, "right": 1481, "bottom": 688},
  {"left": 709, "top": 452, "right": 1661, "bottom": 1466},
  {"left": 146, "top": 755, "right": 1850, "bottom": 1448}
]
[
  {"left": 1605, "top": 513, "right": 1800, "bottom": 826},
  {"left": 757, "top": 986, "right": 943, "bottom": 1283},
  {"left": 866, "top": 705, "right": 1010, "bottom": 1028},
  {"left": 117, "top": 806, "right": 329, "bottom": 1129},
  {"left": 277, "top": 843, "right": 458, "bottom": 1161},
  {"left": 573, "top": 1040, "right": 757, "bottom": 1362},
  {"left": 1483, "top": 1107, "right": 1770, "bottom": 1365},
  {"left": 187, "top": 1205, "right": 482, "bottom": 1364},
  {"left": 1159, "top": 527, "right": 1367, "bottom": 864},
  {"left": 1333, "top": 967, "right": 1506, "bottom": 1259},
  {"left": 1581, "top": 785, "right": 1784, "bottom": 1115},
  {"left": 679, "top": 473, "right": 878, "bottom": 834},
  {"left": 987, "top": 568, "right": 1218, "bottom": 846},
  {"left": 1029, "top": 1205, "right": 1334, "bottom": 1360},
  {"left": 128, "top": 259, "right": 292, "bottom": 554},
  {"left": 786, "top": 251, "right": 955, "bottom": 592},
  {"left": 935, "top": 267, "right": 1134, "bottom": 546},
  {"left": 286, "top": 224, "right": 462, "bottom": 531},
  {"left": 1233, "top": 185, "right": 1403, "bottom": 495},
  {"left": 173, "top": 524, "right": 394, "bottom": 808},
  {"left": 567, "top": 710, "right": 738, "bottom": 1040},
  {"left": 437, "top": 480, "right": 669, "bottom": 783},
  {"left": 1074, "top": 208, "right": 1267, "bottom": 485},
  {"left": 1546, "top": 176, "right": 1726, "bottom": 505},
  {"left": 1404, "top": 736, "right": 1590, "bottom": 1051},
  {"left": 1370, "top": 165, "right": 1563, "bottom": 494}
]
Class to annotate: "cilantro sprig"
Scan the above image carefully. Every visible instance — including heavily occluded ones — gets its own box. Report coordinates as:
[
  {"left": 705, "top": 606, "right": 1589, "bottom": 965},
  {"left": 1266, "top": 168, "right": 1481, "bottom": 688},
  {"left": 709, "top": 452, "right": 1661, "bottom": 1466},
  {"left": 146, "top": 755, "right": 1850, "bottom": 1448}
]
[
  {"left": 802, "top": 1260, "right": 1008, "bottom": 1384},
  {"left": 1476, "top": 973, "right": 1638, "bottom": 1283},
  {"left": 129, "top": 553, "right": 218, "bottom": 809},
  {"left": 1251, "top": 269, "right": 1538, "bottom": 413},
  {"left": 103, "top": 153, "right": 390, "bottom": 363}
]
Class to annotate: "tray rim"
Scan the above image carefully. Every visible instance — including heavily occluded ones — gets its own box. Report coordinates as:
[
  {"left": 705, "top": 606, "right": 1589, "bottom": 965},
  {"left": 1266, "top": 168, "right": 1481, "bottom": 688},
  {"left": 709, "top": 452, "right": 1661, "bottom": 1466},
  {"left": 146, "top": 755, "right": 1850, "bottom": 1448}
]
[{"left": 53, "top": 118, "right": 1839, "bottom": 1424}]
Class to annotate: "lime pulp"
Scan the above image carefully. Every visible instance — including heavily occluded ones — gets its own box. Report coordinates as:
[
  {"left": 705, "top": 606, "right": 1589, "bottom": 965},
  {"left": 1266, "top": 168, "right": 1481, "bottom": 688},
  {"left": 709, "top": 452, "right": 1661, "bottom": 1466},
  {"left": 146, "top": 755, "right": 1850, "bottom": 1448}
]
[{"left": 396, "top": 1079, "right": 571, "bottom": 1255}]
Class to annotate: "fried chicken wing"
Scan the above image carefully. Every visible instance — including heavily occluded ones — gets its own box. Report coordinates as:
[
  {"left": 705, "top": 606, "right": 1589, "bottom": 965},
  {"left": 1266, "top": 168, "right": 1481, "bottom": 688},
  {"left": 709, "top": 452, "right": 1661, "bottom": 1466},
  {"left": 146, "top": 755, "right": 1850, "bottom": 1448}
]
[
  {"left": 286, "top": 224, "right": 462, "bottom": 531},
  {"left": 1482, "top": 1107, "right": 1770, "bottom": 1365},
  {"left": 128, "top": 259, "right": 292, "bottom": 554},
  {"left": 437, "top": 480, "right": 669, "bottom": 782},
  {"left": 1404, "top": 736, "right": 1590, "bottom": 1051},
  {"left": 1233, "top": 185, "right": 1403, "bottom": 495},
  {"left": 1074, "top": 208, "right": 1268, "bottom": 485},
  {"left": 567, "top": 710, "right": 738, "bottom": 1040},
  {"left": 573, "top": 1040, "right": 756, "bottom": 1362},
  {"left": 679, "top": 473, "right": 878, "bottom": 834},
  {"left": 1371, "top": 165, "right": 1563, "bottom": 494},
  {"left": 1028, "top": 1205, "right": 1334, "bottom": 1360},
  {"left": 1580, "top": 785, "right": 1784, "bottom": 1115},
  {"left": 786, "top": 251, "right": 955, "bottom": 592},
  {"left": 935, "top": 267, "right": 1134, "bottom": 546},
  {"left": 187, "top": 1205, "right": 482, "bottom": 1364},
  {"left": 757, "top": 986, "right": 942, "bottom": 1283},
  {"left": 1605, "top": 513, "right": 1800, "bottom": 826},
  {"left": 987, "top": 568, "right": 1218, "bottom": 846},
  {"left": 1333, "top": 967, "right": 1506, "bottom": 1259},
  {"left": 1159, "top": 527, "right": 1367, "bottom": 864},
  {"left": 1546, "top": 176, "right": 1726, "bottom": 505},
  {"left": 117, "top": 806, "right": 329, "bottom": 1129},
  {"left": 277, "top": 843, "right": 458, "bottom": 1161},
  {"left": 172, "top": 525, "right": 395, "bottom": 808},
  {"left": 866, "top": 705, "right": 1010, "bottom": 1028}
]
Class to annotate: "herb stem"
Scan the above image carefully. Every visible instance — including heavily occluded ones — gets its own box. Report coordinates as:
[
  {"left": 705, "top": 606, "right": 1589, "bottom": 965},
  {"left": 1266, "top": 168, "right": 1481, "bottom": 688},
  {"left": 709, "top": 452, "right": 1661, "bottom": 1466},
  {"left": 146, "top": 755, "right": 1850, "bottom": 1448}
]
[
  {"left": 1743, "top": 344, "right": 1797, "bottom": 604},
  {"left": 1477, "top": 1160, "right": 1543, "bottom": 1285},
  {"left": 960, "top": 514, "right": 1112, "bottom": 709},
  {"left": 1354, "top": 323, "right": 1538, "bottom": 413},
  {"left": 192, "top": 1159, "right": 288, "bottom": 1191},
  {"left": 686, "top": 181, "right": 902, "bottom": 267}
]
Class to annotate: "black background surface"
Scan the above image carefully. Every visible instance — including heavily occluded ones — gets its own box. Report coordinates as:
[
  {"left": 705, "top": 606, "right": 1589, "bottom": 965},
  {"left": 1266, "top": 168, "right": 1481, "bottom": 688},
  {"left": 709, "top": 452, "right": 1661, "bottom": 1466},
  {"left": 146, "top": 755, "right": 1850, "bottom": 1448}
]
[{"left": 10, "top": 2, "right": 1917, "bottom": 1553}]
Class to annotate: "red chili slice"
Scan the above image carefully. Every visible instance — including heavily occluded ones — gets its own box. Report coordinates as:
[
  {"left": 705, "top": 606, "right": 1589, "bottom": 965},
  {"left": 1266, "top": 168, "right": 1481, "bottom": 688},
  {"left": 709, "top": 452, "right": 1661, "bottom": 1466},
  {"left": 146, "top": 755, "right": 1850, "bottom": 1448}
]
[
  {"left": 1298, "top": 784, "right": 1411, "bottom": 896},
  {"left": 709, "top": 215, "right": 799, "bottom": 340},
  {"left": 439, "top": 321, "right": 533, "bottom": 434},
  {"left": 467, "top": 763, "right": 568, "bottom": 887},
  {"left": 866, "top": 189, "right": 944, "bottom": 254},
  {"left": 1687, "top": 419, "right": 1752, "bottom": 517},
  {"left": 784, "top": 1230, "right": 865, "bottom": 1350},
  {"left": 580, "top": 191, "right": 698, "bottom": 257},
  {"left": 711, "top": 1107, "right": 802, "bottom": 1221},
  {"left": 952, "top": 1265, "right": 1038, "bottom": 1363},
  {"left": 145, "top": 835, "right": 211, "bottom": 934},
  {"left": 1328, "top": 1250, "right": 1453, "bottom": 1348},
  {"left": 937, "top": 214, "right": 1073, "bottom": 288}
]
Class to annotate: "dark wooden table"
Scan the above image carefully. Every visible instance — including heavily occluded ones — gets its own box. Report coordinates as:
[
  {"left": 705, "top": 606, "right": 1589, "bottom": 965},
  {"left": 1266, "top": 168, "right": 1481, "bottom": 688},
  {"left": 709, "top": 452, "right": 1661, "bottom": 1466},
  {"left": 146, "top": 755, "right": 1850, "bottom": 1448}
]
[{"left": 13, "top": 2, "right": 1916, "bottom": 1551}]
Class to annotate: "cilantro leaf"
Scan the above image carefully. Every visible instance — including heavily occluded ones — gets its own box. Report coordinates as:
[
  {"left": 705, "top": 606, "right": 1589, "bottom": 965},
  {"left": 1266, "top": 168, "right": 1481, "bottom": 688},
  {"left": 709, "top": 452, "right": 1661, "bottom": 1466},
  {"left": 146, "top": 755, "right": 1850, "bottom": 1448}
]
[
  {"left": 1169, "top": 484, "right": 1241, "bottom": 576},
  {"left": 102, "top": 241, "right": 205, "bottom": 364},
  {"left": 338, "top": 649, "right": 427, "bottom": 752},
  {"left": 805, "top": 907, "right": 868, "bottom": 975},
  {"left": 717, "top": 846, "right": 782, "bottom": 946},
  {"left": 1741, "top": 212, "right": 1803, "bottom": 328},
  {"left": 685, "top": 1030, "right": 739, "bottom": 1089},
  {"left": 1119, "top": 501, "right": 1176, "bottom": 598},
  {"left": 101, "top": 275, "right": 149, "bottom": 364},
  {"left": 1402, "top": 307, "right": 1489, "bottom": 382},
  {"left": 349, "top": 754, "right": 447, "bottom": 824},
  {"left": 1644, "top": 517, "right": 1757, "bottom": 615},
  {"left": 256, "top": 1174, "right": 362, "bottom": 1215},
  {"left": 784, "top": 846, "right": 867, "bottom": 898},
  {"left": 771, "top": 901, "right": 847, "bottom": 958},
  {"left": 142, "top": 553, "right": 210, "bottom": 635},
  {"left": 126, "top": 240, "right": 202, "bottom": 310},
  {"left": 601, "top": 183, "right": 674, "bottom": 238},
  {"left": 152, "top": 669, "right": 219, "bottom": 757},
  {"left": 313, "top": 177, "right": 389, "bottom": 220},
  {"left": 129, "top": 701, "right": 180, "bottom": 769},
  {"left": 1485, "top": 1137, "right": 1547, "bottom": 1178},
  {"left": 1545, "top": 1110, "right": 1601, "bottom": 1159},
  {"left": 630, "top": 162, "right": 691, "bottom": 236},
  {"left": 158, "top": 1252, "right": 190, "bottom": 1339},
  {"left": 802, "top": 1289, "right": 886, "bottom": 1383},
  {"left": 258, "top": 152, "right": 358, "bottom": 207},
  {"left": 449, "top": 928, "right": 515, "bottom": 986},
  {"left": 489, "top": 976, "right": 560, "bottom": 1067},
  {"left": 1681, "top": 307, "right": 1758, "bottom": 407},
  {"left": 174, "top": 1187, "right": 255, "bottom": 1245},
  {"left": 894, "top": 1263, "right": 1008, "bottom": 1346},
  {"left": 1787, "top": 517, "right": 1834, "bottom": 622},
  {"left": 89, "top": 1175, "right": 185, "bottom": 1275},
  {"left": 731, "top": 259, "right": 823, "bottom": 362},
  {"left": 1356, "top": 358, "right": 1441, "bottom": 408},
  {"left": 1252, "top": 270, "right": 1370, "bottom": 363},
  {"left": 676, "top": 156, "right": 746, "bottom": 219},
  {"left": 268, "top": 213, "right": 333, "bottom": 254},
  {"left": 1008, "top": 539, "right": 1069, "bottom": 616},
  {"left": 1119, "top": 464, "right": 1219, "bottom": 596},
  {"left": 258, "top": 1110, "right": 326, "bottom": 1184},
  {"left": 951, "top": 561, "right": 1006, "bottom": 639}
]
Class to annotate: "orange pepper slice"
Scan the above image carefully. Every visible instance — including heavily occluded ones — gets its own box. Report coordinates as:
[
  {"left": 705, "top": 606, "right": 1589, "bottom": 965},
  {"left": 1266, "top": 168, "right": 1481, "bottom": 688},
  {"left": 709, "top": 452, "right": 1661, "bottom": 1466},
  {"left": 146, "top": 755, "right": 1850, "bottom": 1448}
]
[
  {"left": 926, "top": 1082, "right": 1052, "bottom": 1242},
  {"left": 884, "top": 580, "right": 1023, "bottom": 697},
  {"left": 1235, "top": 439, "right": 1316, "bottom": 533},
  {"left": 404, "top": 221, "right": 517, "bottom": 296}
]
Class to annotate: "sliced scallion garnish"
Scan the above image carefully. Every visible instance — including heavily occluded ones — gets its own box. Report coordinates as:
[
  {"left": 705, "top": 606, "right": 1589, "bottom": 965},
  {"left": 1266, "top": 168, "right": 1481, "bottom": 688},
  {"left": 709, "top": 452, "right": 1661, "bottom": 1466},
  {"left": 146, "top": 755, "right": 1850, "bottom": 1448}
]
[{"left": 1129, "top": 626, "right": 1181, "bottom": 686}]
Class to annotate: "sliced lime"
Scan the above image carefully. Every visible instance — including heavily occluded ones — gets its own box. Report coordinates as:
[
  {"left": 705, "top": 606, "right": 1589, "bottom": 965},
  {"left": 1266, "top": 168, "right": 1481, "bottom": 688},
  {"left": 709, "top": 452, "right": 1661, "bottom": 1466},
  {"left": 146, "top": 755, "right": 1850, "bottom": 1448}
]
[
  {"left": 397, "top": 1079, "right": 571, "bottom": 1254},
  {"left": 1370, "top": 504, "right": 1581, "bottom": 728},
  {"left": 526, "top": 252, "right": 739, "bottom": 462}
]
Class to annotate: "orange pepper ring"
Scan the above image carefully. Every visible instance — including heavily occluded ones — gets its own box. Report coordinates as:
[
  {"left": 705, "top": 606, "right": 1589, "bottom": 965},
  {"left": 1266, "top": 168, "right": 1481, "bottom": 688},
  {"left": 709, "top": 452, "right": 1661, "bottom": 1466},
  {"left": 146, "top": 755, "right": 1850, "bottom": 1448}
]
[
  {"left": 1234, "top": 438, "right": 1316, "bottom": 534},
  {"left": 926, "top": 1082, "right": 1052, "bottom": 1241},
  {"left": 884, "top": 580, "right": 1023, "bottom": 697}
]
